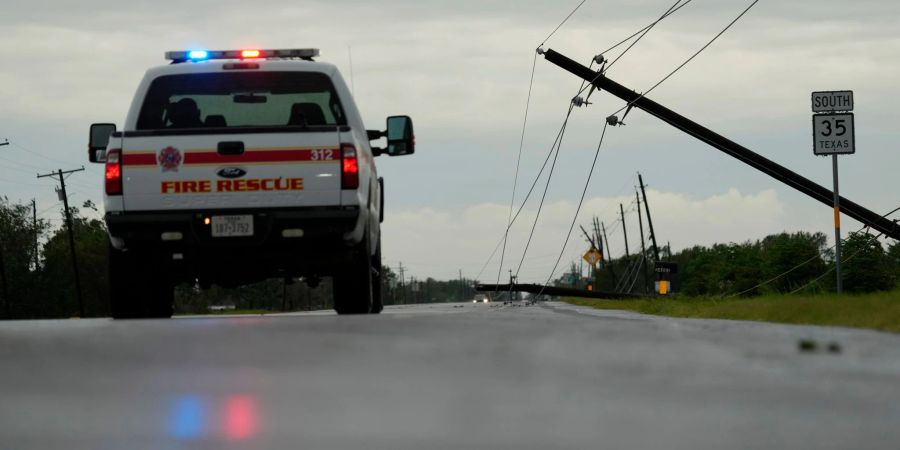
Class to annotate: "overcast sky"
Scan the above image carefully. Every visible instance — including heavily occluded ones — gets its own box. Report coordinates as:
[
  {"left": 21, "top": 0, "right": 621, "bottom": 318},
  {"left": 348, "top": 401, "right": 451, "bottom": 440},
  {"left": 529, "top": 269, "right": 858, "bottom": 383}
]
[{"left": 2, "top": 0, "right": 898, "bottom": 283}]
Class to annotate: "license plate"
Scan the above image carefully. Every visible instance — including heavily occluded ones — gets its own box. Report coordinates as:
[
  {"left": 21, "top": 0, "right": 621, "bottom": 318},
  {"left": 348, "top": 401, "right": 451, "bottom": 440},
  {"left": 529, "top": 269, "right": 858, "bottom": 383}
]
[{"left": 211, "top": 215, "right": 254, "bottom": 237}]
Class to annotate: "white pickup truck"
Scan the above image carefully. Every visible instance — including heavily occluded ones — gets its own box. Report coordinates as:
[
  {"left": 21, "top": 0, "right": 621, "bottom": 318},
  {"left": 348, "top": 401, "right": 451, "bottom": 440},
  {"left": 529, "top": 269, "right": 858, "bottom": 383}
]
[{"left": 88, "top": 48, "right": 414, "bottom": 318}]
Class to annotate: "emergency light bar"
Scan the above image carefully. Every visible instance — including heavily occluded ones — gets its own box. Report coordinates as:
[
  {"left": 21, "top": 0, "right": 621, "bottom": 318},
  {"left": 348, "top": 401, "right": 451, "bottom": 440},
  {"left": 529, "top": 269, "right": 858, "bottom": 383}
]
[{"left": 165, "top": 48, "right": 320, "bottom": 62}]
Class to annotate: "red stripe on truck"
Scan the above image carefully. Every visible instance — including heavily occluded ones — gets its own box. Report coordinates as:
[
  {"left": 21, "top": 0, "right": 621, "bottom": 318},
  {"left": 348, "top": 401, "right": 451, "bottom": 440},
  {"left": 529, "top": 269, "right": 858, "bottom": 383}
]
[{"left": 122, "top": 148, "right": 339, "bottom": 167}]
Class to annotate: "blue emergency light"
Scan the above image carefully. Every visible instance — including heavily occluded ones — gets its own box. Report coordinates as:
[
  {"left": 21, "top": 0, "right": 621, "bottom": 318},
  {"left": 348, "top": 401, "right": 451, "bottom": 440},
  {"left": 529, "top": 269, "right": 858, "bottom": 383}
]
[{"left": 187, "top": 50, "right": 209, "bottom": 60}]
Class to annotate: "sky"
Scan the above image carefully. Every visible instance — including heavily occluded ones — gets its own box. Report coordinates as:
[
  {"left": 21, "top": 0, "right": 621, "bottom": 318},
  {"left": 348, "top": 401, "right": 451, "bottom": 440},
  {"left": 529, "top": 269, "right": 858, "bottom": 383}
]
[{"left": 1, "top": 0, "right": 899, "bottom": 283}]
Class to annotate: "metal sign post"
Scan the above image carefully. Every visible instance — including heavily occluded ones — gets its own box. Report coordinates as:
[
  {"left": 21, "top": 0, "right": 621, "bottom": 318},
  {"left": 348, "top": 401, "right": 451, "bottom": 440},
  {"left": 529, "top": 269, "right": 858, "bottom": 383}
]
[{"left": 812, "top": 91, "right": 855, "bottom": 294}]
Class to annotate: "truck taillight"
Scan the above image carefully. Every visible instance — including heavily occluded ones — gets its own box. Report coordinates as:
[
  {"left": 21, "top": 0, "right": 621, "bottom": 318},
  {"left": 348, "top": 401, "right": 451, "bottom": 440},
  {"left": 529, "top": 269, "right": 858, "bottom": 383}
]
[
  {"left": 341, "top": 144, "right": 359, "bottom": 189},
  {"left": 105, "top": 149, "right": 122, "bottom": 195}
]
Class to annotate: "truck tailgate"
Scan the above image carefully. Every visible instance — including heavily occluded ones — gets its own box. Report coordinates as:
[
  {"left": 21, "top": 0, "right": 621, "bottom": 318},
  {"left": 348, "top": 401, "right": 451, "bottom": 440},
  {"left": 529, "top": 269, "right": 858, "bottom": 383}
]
[{"left": 121, "top": 132, "right": 341, "bottom": 211}]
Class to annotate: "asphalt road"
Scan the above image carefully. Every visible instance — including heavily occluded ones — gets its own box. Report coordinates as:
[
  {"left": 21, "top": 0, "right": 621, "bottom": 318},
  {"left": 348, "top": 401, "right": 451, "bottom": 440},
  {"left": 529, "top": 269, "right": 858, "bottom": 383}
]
[{"left": 2, "top": 301, "right": 900, "bottom": 449}]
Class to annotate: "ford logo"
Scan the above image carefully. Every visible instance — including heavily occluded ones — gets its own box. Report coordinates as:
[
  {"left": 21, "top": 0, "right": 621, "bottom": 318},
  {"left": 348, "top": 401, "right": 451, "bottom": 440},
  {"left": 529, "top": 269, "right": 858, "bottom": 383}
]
[{"left": 216, "top": 167, "right": 246, "bottom": 179}]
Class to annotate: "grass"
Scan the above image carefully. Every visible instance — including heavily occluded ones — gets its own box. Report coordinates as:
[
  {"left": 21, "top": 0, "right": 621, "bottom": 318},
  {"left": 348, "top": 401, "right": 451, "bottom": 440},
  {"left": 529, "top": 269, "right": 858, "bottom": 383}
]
[{"left": 563, "top": 289, "right": 900, "bottom": 333}]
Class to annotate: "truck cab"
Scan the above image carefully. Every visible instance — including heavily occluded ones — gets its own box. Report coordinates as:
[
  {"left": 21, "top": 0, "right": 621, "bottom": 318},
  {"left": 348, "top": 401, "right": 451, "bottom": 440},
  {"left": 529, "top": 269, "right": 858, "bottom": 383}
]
[{"left": 88, "top": 48, "right": 414, "bottom": 318}]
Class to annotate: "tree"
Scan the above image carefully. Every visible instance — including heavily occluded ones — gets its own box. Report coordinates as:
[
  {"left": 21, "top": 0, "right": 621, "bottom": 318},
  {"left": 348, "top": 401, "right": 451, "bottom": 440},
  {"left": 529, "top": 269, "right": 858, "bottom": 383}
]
[
  {"left": 40, "top": 205, "right": 109, "bottom": 317},
  {"left": 0, "top": 197, "right": 50, "bottom": 318},
  {"left": 760, "top": 231, "right": 829, "bottom": 293},
  {"left": 841, "top": 232, "right": 894, "bottom": 293}
]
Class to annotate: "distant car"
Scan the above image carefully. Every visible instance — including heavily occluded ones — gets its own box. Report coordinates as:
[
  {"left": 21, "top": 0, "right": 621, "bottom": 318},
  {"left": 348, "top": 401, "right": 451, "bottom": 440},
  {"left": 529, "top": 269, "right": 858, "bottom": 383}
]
[{"left": 473, "top": 294, "right": 490, "bottom": 304}]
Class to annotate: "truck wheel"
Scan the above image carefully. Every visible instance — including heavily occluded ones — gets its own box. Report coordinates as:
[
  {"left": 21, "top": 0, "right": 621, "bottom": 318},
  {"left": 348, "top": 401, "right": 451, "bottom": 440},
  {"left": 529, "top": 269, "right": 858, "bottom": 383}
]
[
  {"left": 333, "top": 236, "right": 373, "bottom": 315},
  {"left": 109, "top": 244, "right": 139, "bottom": 319},
  {"left": 109, "top": 244, "right": 174, "bottom": 319},
  {"left": 370, "top": 237, "right": 384, "bottom": 314}
]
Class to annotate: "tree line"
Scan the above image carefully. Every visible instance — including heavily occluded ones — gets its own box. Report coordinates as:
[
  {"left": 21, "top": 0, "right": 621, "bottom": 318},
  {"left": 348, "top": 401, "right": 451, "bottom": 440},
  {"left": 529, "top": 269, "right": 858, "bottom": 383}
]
[
  {"left": 574, "top": 230, "right": 900, "bottom": 296},
  {"left": 3, "top": 195, "right": 898, "bottom": 319}
]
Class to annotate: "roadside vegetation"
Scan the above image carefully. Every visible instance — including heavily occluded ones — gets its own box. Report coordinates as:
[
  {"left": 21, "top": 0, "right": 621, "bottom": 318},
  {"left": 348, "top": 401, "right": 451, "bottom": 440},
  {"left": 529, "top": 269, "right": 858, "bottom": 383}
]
[
  {"left": 563, "top": 229, "right": 900, "bottom": 333},
  {"left": 564, "top": 289, "right": 900, "bottom": 333}
]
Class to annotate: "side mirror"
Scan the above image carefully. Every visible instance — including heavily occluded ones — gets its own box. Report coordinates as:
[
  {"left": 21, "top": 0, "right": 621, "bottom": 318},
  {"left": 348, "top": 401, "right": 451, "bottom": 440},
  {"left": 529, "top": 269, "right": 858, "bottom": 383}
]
[
  {"left": 88, "top": 123, "right": 116, "bottom": 163},
  {"left": 386, "top": 116, "right": 414, "bottom": 156}
]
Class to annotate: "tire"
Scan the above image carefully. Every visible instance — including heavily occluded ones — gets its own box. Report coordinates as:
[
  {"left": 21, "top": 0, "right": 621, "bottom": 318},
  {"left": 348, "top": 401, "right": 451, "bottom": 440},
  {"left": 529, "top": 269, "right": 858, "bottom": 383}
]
[
  {"left": 371, "top": 237, "right": 384, "bottom": 314},
  {"left": 333, "top": 234, "right": 374, "bottom": 315},
  {"left": 109, "top": 244, "right": 174, "bottom": 319}
]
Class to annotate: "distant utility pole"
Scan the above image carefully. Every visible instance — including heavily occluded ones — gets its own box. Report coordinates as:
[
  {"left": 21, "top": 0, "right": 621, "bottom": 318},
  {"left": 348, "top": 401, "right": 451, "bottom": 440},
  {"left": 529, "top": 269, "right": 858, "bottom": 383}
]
[
  {"left": 37, "top": 167, "right": 85, "bottom": 317},
  {"left": 32, "top": 199, "right": 38, "bottom": 270},
  {"left": 0, "top": 240, "right": 9, "bottom": 319},
  {"left": 0, "top": 141, "right": 8, "bottom": 317},
  {"left": 638, "top": 173, "right": 660, "bottom": 262},
  {"left": 397, "top": 262, "right": 405, "bottom": 305},
  {"left": 620, "top": 203, "right": 630, "bottom": 259}
]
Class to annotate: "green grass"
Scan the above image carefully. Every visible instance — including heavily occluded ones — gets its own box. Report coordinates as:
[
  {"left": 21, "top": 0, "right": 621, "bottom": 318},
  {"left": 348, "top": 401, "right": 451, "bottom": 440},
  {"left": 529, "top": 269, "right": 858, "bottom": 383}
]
[{"left": 563, "top": 289, "right": 900, "bottom": 333}]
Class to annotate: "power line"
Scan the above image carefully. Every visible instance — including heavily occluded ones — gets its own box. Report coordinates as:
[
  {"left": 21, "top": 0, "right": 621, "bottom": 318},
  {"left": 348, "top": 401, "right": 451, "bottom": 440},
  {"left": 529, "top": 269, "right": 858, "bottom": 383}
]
[
  {"left": 540, "top": 0, "right": 588, "bottom": 46},
  {"left": 604, "top": 0, "right": 689, "bottom": 72},
  {"left": 489, "top": 101, "right": 579, "bottom": 286},
  {"left": 515, "top": 103, "right": 576, "bottom": 277},
  {"left": 538, "top": 122, "right": 610, "bottom": 292},
  {"left": 597, "top": 0, "right": 694, "bottom": 58},
  {"left": 609, "top": 0, "right": 761, "bottom": 117},
  {"left": 573, "top": 0, "right": 695, "bottom": 99},
  {"left": 498, "top": 51, "right": 540, "bottom": 295}
]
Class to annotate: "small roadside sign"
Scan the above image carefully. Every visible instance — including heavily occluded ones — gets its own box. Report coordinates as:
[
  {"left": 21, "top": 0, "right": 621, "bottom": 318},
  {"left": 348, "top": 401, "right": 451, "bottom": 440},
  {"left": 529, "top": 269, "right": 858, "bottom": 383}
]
[
  {"left": 582, "top": 247, "right": 602, "bottom": 267},
  {"left": 813, "top": 113, "right": 855, "bottom": 155},
  {"left": 811, "top": 91, "right": 853, "bottom": 113}
]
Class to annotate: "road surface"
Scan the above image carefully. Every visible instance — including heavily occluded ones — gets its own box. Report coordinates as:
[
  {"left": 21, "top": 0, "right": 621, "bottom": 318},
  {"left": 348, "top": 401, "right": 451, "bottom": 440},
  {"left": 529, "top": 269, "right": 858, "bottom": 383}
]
[{"left": 2, "top": 301, "right": 900, "bottom": 449}]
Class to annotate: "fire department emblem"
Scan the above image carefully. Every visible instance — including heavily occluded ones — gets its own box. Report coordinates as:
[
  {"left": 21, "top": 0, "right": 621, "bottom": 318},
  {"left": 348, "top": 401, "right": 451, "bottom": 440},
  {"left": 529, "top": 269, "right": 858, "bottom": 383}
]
[{"left": 158, "top": 146, "right": 182, "bottom": 172}]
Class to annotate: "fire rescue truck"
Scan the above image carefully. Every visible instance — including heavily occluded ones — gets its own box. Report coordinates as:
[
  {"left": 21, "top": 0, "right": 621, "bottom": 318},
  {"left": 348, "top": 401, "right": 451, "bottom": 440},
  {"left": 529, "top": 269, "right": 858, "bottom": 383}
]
[{"left": 88, "top": 48, "right": 414, "bottom": 318}]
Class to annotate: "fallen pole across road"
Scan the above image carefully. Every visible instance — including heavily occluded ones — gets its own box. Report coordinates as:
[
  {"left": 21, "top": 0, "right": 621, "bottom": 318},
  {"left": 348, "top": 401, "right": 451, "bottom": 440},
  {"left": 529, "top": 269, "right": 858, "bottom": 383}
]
[{"left": 475, "top": 283, "right": 649, "bottom": 300}]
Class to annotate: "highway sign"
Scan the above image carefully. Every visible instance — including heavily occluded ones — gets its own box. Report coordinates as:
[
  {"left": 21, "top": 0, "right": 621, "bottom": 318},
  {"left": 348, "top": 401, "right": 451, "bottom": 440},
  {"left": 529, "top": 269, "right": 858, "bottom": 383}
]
[
  {"left": 654, "top": 261, "right": 678, "bottom": 275},
  {"left": 811, "top": 91, "right": 853, "bottom": 113},
  {"left": 813, "top": 113, "right": 855, "bottom": 155},
  {"left": 582, "top": 248, "right": 602, "bottom": 267}
]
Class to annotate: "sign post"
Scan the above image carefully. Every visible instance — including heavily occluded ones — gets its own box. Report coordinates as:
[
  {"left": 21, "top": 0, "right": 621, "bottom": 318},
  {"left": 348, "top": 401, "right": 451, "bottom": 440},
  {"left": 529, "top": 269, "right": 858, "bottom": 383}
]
[{"left": 812, "top": 91, "right": 855, "bottom": 294}]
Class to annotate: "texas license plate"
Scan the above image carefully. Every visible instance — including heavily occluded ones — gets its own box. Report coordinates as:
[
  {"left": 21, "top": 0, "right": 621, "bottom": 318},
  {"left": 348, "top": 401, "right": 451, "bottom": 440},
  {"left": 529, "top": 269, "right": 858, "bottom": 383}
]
[{"left": 211, "top": 215, "right": 254, "bottom": 237}]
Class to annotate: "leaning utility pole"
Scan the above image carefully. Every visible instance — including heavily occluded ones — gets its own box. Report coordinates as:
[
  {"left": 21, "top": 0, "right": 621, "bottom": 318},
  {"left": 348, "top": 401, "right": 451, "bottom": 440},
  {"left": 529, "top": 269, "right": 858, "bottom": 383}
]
[
  {"left": 619, "top": 203, "right": 630, "bottom": 259},
  {"left": 638, "top": 173, "right": 660, "bottom": 262},
  {"left": 540, "top": 48, "right": 900, "bottom": 240},
  {"left": 636, "top": 190, "right": 650, "bottom": 292},
  {"left": 37, "top": 167, "right": 85, "bottom": 317},
  {"left": 601, "top": 221, "right": 619, "bottom": 288}
]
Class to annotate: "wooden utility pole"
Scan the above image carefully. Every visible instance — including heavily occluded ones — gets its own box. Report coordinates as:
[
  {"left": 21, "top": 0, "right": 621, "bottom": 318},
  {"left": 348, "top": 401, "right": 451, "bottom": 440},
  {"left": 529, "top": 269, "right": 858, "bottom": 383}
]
[
  {"left": 37, "top": 167, "right": 85, "bottom": 317},
  {"left": 636, "top": 190, "right": 650, "bottom": 292},
  {"left": 1, "top": 140, "right": 10, "bottom": 318},
  {"left": 601, "top": 221, "right": 619, "bottom": 289},
  {"left": 619, "top": 203, "right": 630, "bottom": 259},
  {"left": 397, "top": 262, "right": 405, "bottom": 305},
  {"left": 638, "top": 173, "right": 660, "bottom": 262},
  {"left": 32, "top": 199, "right": 38, "bottom": 269},
  {"left": 0, "top": 240, "right": 9, "bottom": 319}
]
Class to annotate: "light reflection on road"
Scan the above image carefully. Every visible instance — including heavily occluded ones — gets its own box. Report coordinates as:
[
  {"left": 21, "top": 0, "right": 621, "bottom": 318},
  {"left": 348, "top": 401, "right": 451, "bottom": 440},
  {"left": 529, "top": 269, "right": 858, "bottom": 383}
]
[{"left": 168, "top": 394, "right": 259, "bottom": 441}]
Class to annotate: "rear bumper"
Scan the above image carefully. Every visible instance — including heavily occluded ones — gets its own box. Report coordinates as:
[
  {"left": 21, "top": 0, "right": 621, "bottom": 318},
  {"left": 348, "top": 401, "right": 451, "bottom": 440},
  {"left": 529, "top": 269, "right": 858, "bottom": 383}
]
[{"left": 106, "top": 206, "right": 359, "bottom": 248}]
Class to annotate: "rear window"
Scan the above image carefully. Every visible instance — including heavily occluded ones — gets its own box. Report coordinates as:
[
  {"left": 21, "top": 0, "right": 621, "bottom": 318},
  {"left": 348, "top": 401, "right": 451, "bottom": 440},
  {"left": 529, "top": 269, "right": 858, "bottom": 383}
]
[{"left": 136, "top": 71, "right": 346, "bottom": 130}]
